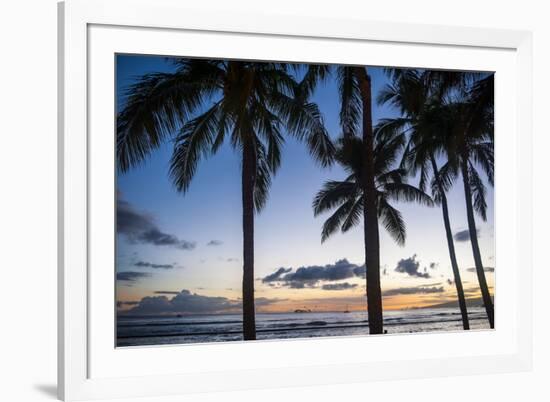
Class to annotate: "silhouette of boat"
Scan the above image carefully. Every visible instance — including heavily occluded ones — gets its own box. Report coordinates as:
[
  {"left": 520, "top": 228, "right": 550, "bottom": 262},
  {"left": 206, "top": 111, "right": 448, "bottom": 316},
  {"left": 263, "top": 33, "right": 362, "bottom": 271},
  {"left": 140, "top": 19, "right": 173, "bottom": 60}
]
[{"left": 294, "top": 308, "right": 312, "bottom": 313}]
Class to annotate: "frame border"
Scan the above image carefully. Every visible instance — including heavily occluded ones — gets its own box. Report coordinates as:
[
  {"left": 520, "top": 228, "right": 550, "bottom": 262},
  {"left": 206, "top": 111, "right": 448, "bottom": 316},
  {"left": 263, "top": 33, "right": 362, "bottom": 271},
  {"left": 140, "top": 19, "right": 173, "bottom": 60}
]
[{"left": 58, "top": 0, "right": 533, "bottom": 400}]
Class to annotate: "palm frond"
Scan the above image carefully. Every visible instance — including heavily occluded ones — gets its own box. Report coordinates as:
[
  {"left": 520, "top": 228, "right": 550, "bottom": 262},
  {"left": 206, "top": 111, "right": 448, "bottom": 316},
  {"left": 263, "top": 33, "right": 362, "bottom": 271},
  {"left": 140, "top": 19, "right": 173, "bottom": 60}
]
[
  {"left": 302, "top": 103, "right": 335, "bottom": 167},
  {"left": 469, "top": 141, "right": 494, "bottom": 186},
  {"left": 337, "top": 66, "right": 361, "bottom": 137},
  {"left": 320, "top": 199, "right": 356, "bottom": 242},
  {"left": 469, "top": 74, "right": 494, "bottom": 113},
  {"left": 376, "top": 168, "right": 406, "bottom": 186},
  {"left": 376, "top": 82, "right": 400, "bottom": 108},
  {"left": 250, "top": 102, "right": 284, "bottom": 172},
  {"left": 298, "top": 64, "right": 331, "bottom": 100},
  {"left": 429, "top": 157, "right": 445, "bottom": 205},
  {"left": 117, "top": 72, "right": 205, "bottom": 172},
  {"left": 274, "top": 96, "right": 335, "bottom": 167},
  {"left": 169, "top": 102, "right": 222, "bottom": 192},
  {"left": 373, "top": 131, "right": 406, "bottom": 175},
  {"left": 341, "top": 197, "right": 363, "bottom": 233},
  {"left": 313, "top": 180, "right": 358, "bottom": 216},
  {"left": 382, "top": 182, "right": 434, "bottom": 207},
  {"left": 377, "top": 70, "right": 425, "bottom": 115},
  {"left": 468, "top": 163, "right": 487, "bottom": 220},
  {"left": 374, "top": 118, "right": 411, "bottom": 144},
  {"left": 436, "top": 161, "right": 459, "bottom": 193},
  {"left": 253, "top": 140, "right": 273, "bottom": 213},
  {"left": 378, "top": 197, "right": 406, "bottom": 246}
]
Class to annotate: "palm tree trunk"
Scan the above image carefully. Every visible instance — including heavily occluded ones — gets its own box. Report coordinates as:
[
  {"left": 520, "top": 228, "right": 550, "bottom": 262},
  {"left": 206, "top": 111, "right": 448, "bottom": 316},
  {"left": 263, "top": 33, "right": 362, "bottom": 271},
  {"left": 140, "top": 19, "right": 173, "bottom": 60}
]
[
  {"left": 460, "top": 154, "right": 494, "bottom": 328},
  {"left": 430, "top": 156, "right": 469, "bottom": 330},
  {"left": 242, "top": 139, "right": 256, "bottom": 340},
  {"left": 355, "top": 66, "right": 383, "bottom": 334}
]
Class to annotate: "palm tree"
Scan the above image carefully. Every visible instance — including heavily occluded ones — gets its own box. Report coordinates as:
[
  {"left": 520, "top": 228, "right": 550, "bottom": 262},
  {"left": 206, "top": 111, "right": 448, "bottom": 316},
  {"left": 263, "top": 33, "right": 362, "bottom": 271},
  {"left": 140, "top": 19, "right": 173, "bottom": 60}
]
[
  {"left": 376, "top": 70, "right": 470, "bottom": 330},
  {"left": 117, "top": 59, "right": 334, "bottom": 340},
  {"left": 448, "top": 77, "right": 494, "bottom": 328},
  {"left": 313, "top": 131, "right": 433, "bottom": 331},
  {"left": 300, "top": 65, "right": 385, "bottom": 333},
  {"left": 381, "top": 70, "right": 495, "bottom": 328}
]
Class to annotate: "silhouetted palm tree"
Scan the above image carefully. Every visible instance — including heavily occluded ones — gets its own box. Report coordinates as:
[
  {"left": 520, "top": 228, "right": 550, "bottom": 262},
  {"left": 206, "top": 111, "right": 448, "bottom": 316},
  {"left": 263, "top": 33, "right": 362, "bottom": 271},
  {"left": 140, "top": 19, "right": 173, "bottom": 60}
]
[
  {"left": 313, "top": 131, "right": 433, "bottom": 328},
  {"left": 117, "top": 59, "right": 334, "bottom": 340},
  {"left": 377, "top": 69, "right": 471, "bottom": 330},
  {"left": 381, "top": 70, "right": 495, "bottom": 328},
  {"left": 446, "top": 77, "right": 494, "bottom": 328},
  {"left": 332, "top": 66, "right": 384, "bottom": 334},
  {"left": 301, "top": 65, "right": 386, "bottom": 333}
]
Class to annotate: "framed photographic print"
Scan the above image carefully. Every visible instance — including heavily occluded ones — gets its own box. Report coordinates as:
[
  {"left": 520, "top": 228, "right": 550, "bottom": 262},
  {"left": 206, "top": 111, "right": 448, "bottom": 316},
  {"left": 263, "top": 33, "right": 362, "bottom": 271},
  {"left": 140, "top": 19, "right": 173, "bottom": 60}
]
[{"left": 58, "top": 0, "right": 533, "bottom": 400}]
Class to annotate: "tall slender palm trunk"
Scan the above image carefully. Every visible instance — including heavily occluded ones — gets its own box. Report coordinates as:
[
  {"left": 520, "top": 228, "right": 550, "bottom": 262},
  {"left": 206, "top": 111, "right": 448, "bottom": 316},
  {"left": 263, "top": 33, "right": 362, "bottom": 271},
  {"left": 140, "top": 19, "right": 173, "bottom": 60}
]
[
  {"left": 460, "top": 155, "right": 494, "bottom": 328},
  {"left": 430, "top": 156, "right": 469, "bottom": 330},
  {"left": 242, "top": 139, "right": 256, "bottom": 340},
  {"left": 356, "top": 67, "right": 383, "bottom": 334}
]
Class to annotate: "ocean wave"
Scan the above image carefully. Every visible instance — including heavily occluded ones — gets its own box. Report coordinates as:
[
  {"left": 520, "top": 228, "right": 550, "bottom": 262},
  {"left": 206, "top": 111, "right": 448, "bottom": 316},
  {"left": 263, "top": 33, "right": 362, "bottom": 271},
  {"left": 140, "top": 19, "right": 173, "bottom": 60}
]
[
  {"left": 117, "top": 308, "right": 492, "bottom": 344},
  {"left": 117, "top": 319, "right": 242, "bottom": 328}
]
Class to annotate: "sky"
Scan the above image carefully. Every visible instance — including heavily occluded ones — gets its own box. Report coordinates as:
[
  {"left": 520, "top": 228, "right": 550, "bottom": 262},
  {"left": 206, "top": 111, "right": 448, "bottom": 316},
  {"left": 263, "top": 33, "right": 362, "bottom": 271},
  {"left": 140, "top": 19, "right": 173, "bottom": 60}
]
[{"left": 115, "top": 55, "right": 495, "bottom": 315}]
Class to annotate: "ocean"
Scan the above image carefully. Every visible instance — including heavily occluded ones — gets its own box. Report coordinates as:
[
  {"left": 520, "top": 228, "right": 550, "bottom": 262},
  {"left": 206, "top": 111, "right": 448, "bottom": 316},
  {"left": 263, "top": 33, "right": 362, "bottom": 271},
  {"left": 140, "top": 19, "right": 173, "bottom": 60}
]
[{"left": 116, "top": 307, "right": 491, "bottom": 347}]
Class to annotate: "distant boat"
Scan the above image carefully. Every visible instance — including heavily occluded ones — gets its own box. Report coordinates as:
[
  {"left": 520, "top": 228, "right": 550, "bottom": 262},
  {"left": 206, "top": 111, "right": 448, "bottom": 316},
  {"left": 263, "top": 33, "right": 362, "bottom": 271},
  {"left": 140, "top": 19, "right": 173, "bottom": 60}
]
[
  {"left": 343, "top": 305, "right": 350, "bottom": 313},
  {"left": 294, "top": 308, "right": 312, "bottom": 313}
]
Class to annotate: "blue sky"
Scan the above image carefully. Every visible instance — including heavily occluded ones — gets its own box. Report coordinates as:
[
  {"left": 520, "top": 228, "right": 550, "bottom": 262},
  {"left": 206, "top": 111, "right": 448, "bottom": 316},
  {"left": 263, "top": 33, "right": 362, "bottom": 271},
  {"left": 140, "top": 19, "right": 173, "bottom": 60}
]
[{"left": 115, "top": 55, "right": 494, "bottom": 314}]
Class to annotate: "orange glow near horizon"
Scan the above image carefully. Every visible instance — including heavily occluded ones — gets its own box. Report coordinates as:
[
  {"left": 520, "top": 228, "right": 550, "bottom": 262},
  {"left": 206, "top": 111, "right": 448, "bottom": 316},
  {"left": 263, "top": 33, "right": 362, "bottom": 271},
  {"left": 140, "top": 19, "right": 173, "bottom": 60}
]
[{"left": 117, "top": 280, "right": 494, "bottom": 314}]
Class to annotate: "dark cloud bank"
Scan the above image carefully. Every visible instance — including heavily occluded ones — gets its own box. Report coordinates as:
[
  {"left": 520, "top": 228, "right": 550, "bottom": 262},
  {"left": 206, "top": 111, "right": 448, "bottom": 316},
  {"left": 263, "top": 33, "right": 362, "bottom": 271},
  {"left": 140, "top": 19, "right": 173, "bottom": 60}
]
[
  {"left": 116, "top": 271, "right": 151, "bottom": 284},
  {"left": 321, "top": 282, "right": 358, "bottom": 291},
  {"left": 383, "top": 286, "right": 444, "bottom": 297},
  {"left": 117, "top": 197, "right": 195, "bottom": 250},
  {"left": 116, "top": 301, "right": 139, "bottom": 308},
  {"left": 122, "top": 290, "right": 284, "bottom": 315},
  {"left": 261, "top": 259, "right": 365, "bottom": 289}
]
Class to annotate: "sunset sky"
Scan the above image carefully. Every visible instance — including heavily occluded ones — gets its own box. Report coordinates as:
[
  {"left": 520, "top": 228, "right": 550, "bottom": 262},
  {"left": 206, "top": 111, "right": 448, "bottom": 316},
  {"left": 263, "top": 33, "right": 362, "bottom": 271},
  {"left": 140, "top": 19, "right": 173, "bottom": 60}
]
[{"left": 115, "top": 55, "right": 494, "bottom": 315}]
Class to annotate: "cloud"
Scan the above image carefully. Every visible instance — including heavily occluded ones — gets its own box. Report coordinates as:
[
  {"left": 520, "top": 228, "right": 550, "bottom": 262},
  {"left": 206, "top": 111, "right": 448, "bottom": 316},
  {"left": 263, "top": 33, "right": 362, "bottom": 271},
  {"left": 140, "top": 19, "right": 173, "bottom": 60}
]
[
  {"left": 117, "top": 197, "right": 196, "bottom": 250},
  {"left": 422, "top": 282, "right": 443, "bottom": 287},
  {"left": 262, "top": 267, "right": 292, "bottom": 283},
  {"left": 116, "top": 301, "right": 139, "bottom": 308},
  {"left": 383, "top": 286, "right": 445, "bottom": 297},
  {"left": 125, "top": 290, "right": 283, "bottom": 315},
  {"left": 261, "top": 259, "right": 365, "bottom": 288},
  {"left": 134, "top": 261, "right": 175, "bottom": 269},
  {"left": 226, "top": 258, "right": 239, "bottom": 262},
  {"left": 321, "top": 282, "right": 358, "bottom": 291},
  {"left": 139, "top": 230, "right": 195, "bottom": 249},
  {"left": 429, "top": 262, "right": 439, "bottom": 269},
  {"left": 116, "top": 271, "right": 151, "bottom": 283},
  {"left": 394, "top": 255, "right": 430, "bottom": 278},
  {"left": 153, "top": 290, "right": 180, "bottom": 295},
  {"left": 466, "top": 267, "right": 495, "bottom": 272},
  {"left": 453, "top": 229, "right": 479, "bottom": 242},
  {"left": 207, "top": 240, "right": 223, "bottom": 246}
]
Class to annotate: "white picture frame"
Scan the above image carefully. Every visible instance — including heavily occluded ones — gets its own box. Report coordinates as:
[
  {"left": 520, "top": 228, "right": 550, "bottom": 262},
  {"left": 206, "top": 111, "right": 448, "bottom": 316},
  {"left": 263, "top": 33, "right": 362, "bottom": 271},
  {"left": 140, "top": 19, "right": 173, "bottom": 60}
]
[{"left": 58, "top": 0, "right": 533, "bottom": 400}]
